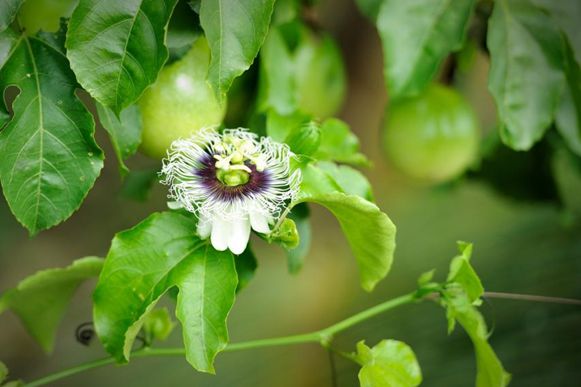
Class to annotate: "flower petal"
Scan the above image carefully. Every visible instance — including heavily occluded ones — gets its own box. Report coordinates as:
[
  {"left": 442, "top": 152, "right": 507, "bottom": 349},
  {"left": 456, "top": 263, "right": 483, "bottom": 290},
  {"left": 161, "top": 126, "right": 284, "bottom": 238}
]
[
  {"left": 228, "top": 216, "right": 251, "bottom": 255},
  {"left": 250, "top": 210, "right": 270, "bottom": 234},
  {"left": 211, "top": 216, "right": 230, "bottom": 251},
  {"left": 197, "top": 213, "right": 212, "bottom": 239}
]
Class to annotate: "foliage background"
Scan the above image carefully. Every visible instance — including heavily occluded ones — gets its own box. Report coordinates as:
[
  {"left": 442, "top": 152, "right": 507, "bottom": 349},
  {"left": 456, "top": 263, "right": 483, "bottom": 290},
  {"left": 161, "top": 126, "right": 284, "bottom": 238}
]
[{"left": 0, "top": 0, "right": 580, "bottom": 385}]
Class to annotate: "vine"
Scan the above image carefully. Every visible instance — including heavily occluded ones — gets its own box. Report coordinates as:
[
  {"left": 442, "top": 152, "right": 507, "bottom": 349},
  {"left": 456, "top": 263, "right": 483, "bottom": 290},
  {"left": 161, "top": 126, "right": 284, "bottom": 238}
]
[{"left": 1, "top": 0, "right": 579, "bottom": 386}]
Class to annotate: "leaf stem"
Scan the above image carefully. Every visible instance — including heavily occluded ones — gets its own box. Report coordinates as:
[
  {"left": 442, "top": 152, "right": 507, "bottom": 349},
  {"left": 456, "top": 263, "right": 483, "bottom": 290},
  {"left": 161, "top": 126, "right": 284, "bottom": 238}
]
[{"left": 24, "top": 292, "right": 418, "bottom": 386}]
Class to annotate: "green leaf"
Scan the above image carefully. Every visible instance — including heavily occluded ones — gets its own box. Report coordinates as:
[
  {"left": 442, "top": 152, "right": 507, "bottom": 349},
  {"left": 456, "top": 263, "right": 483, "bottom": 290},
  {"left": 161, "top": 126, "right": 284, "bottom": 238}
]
[
  {"left": 446, "top": 241, "right": 483, "bottom": 303},
  {"left": 299, "top": 161, "right": 373, "bottom": 202},
  {"left": 0, "top": 361, "right": 7, "bottom": 383},
  {"left": 200, "top": 0, "right": 275, "bottom": 99},
  {"left": 0, "top": 28, "right": 19, "bottom": 81},
  {"left": 298, "top": 162, "right": 341, "bottom": 199},
  {"left": 356, "top": 340, "right": 422, "bottom": 387},
  {"left": 417, "top": 269, "right": 436, "bottom": 287},
  {"left": 376, "top": 0, "right": 476, "bottom": 99},
  {"left": 96, "top": 103, "right": 142, "bottom": 176},
  {"left": 0, "top": 28, "right": 104, "bottom": 234},
  {"left": 258, "top": 25, "right": 297, "bottom": 115},
  {"left": 93, "top": 212, "right": 238, "bottom": 373},
  {"left": 316, "top": 162, "right": 373, "bottom": 201},
  {"left": 555, "top": 41, "right": 581, "bottom": 157},
  {"left": 142, "top": 307, "right": 175, "bottom": 343},
  {"left": 271, "top": 0, "right": 298, "bottom": 26},
  {"left": 166, "top": 0, "right": 201, "bottom": 62},
  {"left": 300, "top": 193, "right": 395, "bottom": 292},
  {"left": 0, "top": 257, "right": 103, "bottom": 353},
  {"left": 284, "top": 120, "right": 321, "bottom": 156},
  {"left": 0, "top": 0, "right": 23, "bottom": 32},
  {"left": 120, "top": 167, "right": 159, "bottom": 202},
  {"left": 442, "top": 288, "right": 511, "bottom": 387},
  {"left": 552, "top": 146, "right": 581, "bottom": 215},
  {"left": 287, "top": 203, "right": 311, "bottom": 274},
  {"left": 235, "top": 247, "right": 258, "bottom": 292},
  {"left": 355, "top": 0, "right": 383, "bottom": 21},
  {"left": 266, "top": 109, "right": 311, "bottom": 143},
  {"left": 487, "top": 0, "right": 564, "bottom": 150},
  {"left": 531, "top": 0, "right": 581, "bottom": 66},
  {"left": 314, "top": 118, "right": 369, "bottom": 166},
  {"left": 66, "top": 0, "right": 178, "bottom": 114}
]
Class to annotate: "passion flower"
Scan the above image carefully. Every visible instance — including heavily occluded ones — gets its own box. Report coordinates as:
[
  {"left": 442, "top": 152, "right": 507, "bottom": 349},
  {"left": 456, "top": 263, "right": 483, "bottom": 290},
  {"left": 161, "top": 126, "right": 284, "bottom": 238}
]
[{"left": 161, "top": 128, "right": 301, "bottom": 254}]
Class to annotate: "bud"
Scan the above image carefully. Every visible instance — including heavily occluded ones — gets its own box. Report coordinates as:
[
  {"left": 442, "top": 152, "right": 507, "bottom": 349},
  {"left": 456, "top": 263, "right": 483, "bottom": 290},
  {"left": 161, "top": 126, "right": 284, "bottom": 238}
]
[
  {"left": 270, "top": 218, "right": 300, "bottom": 249},
  {"left": 142, "top": 308, "right": 175, "bottom": 343},
  {"left": 284, "top": 121, "right": 321, "bottom": 156}
]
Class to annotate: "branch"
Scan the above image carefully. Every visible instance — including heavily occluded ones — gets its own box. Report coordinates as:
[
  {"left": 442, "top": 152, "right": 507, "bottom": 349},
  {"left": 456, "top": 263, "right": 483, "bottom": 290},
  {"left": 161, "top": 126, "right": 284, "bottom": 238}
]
[
  {"left": 23, "top": 290, "right": 581, "bottom": 386},
  {"left": 25, "top": 292, "right": 418, "bottom": 386}
]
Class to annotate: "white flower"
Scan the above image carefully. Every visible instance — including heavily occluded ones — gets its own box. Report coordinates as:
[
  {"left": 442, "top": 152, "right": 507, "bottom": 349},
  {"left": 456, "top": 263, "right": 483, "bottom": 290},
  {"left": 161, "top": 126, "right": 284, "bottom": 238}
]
[{"left": 161, "top": 128, "right": 301, "bottom": 255}]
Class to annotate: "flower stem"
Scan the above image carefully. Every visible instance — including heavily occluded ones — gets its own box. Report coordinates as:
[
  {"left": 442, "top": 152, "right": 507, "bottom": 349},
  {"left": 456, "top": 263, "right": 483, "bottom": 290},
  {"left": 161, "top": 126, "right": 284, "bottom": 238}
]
[{"left": 25, "top": 292, "right": 418, "bottom": 386}]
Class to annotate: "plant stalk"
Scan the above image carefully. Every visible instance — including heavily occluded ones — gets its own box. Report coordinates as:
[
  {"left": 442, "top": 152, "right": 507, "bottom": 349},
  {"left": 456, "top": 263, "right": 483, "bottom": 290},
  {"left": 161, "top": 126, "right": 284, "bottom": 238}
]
[{"left": 25, "top": 292, "right": 418, "bottom": 386}]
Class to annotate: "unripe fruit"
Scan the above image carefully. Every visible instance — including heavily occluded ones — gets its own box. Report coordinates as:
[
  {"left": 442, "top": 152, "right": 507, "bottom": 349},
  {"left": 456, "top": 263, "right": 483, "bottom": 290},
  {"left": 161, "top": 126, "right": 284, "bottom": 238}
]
[
  {"left": 139, "top": 37, "right": 226, "bottom": 159},
  {"left": 18, "top": 0, "right": 77, "bottom": 34},
  {"left": 294, "top": 29, "right": 346, "bottom": 119},
  {"left": 382, "top": 84, "right": 479, "bottom": 183}
]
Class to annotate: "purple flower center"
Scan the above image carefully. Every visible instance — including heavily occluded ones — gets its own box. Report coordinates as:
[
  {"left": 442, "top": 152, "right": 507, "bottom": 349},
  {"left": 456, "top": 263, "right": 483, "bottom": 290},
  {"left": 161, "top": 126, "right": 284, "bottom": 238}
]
[{"left": 195, "top": 153, "right": 271, "bottom": 202}]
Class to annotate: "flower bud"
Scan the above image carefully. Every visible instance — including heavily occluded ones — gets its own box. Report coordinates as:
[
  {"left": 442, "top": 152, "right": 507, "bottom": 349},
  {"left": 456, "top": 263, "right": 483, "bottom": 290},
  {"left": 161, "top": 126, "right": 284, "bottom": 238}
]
[{"left": 270, "top": 218, "right": 300, "bottom": 249}]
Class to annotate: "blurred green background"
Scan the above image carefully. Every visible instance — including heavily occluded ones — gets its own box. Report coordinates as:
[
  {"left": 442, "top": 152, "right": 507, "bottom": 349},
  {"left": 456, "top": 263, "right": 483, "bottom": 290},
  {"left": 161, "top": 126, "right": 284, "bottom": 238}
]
[{"left": 1, "top": 0, "right": 580, "bottom": 386}]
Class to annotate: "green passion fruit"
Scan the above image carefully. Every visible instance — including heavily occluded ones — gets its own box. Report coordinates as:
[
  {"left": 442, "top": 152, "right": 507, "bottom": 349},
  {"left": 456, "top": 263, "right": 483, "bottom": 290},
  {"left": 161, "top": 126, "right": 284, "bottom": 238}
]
[
  {"left": 139, "top": 37, "right": 226, "bottom": 159},
  {"left": 382, "top": 83, "right": 480, "bottom": 183}
]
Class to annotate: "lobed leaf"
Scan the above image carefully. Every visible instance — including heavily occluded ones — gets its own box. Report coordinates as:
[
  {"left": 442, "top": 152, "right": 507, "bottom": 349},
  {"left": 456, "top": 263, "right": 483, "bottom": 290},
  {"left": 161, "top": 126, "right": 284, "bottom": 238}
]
[
  {"left": 299, "top": 193, "right": 395, "bottom": 292},
  {"left": 487, "top": 0, "right": 564, "bottom": 150},
  {"left": 356, "top": 339, "right": 422, "bottom": 387},
  {"left": 0, "top": 27, "right": 104, "bottom": 234},
  {"left": 96, "top": 103, "right": 142, "bottom": 176},
  {"left": 66, "top": 0, "right": 178, "bottom": 114},
  {"left": 0, "top": 257, "right": 103, "bottom": 352},
  {"left": 93, "top": 211, "right": 238, "bottom": 373},
  {"left": 200, "top": 0, "right": 275, "bottom": 99},
  {"left": 376, "top": 0, "right": 476, "bottom": 99}
]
